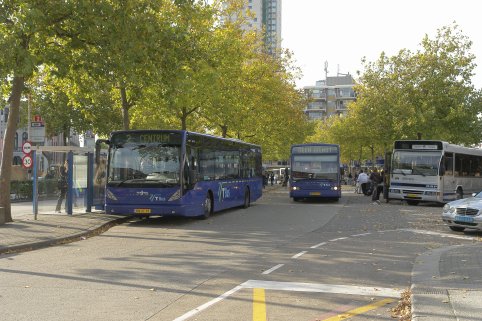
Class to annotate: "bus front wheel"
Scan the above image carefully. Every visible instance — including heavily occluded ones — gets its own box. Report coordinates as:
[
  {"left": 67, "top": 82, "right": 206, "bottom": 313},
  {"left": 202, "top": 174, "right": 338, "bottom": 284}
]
[
  {"left": 243, "top": 189, "right": 251, "bottom": 208},
  {"left": 200, "top": 193, "right": 213, "bottom": 219}
]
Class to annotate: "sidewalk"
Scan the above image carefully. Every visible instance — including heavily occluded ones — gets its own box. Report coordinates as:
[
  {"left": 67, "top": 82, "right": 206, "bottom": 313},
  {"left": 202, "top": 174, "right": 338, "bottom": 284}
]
[{"left": 2, "top": 185, "right": 481, "bottom": 320}]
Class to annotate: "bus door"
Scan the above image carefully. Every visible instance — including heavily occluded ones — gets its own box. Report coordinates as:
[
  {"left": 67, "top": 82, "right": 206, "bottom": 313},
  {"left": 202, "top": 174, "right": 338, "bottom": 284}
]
[
  {"left": 384, "top": 151, "right": 391, "bottom": 202},
  {"left": 93, "top": 151, "right": 108, "bottom": 210}
]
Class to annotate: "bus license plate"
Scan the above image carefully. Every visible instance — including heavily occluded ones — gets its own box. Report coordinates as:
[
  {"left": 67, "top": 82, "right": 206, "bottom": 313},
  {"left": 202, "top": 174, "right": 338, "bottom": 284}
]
[
  {"left": 310, "top": 192, "right": 321, "bottom": 196},
  {"left": 455, "top": 215, "right": 473, "bottom": 223},
  {"left": 406, "top": 194, "right": 418, "bottom": 198},
  {"left": 134, "top": 209, "right": 151, "bottom": 214}
]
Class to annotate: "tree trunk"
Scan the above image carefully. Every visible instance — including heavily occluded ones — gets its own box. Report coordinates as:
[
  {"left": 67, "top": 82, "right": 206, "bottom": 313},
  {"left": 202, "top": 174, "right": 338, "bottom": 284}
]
[
  {"left": 120, "top": 86, "right": 130, "bottom": 130},
  {"left": 181, "top": 108, "right": 187, "bottom": 130},
  {"left": 220, "top": 125, "right": 228, "bottom": 138},
  {"left": 0, "top": 76, "right": 25, "bottom": 223}
]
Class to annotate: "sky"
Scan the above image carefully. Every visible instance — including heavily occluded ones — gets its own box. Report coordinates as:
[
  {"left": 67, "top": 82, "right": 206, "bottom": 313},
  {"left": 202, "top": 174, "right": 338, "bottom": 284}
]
[{"left": 282, "top": 0, "right": 481, "bottom": 89}]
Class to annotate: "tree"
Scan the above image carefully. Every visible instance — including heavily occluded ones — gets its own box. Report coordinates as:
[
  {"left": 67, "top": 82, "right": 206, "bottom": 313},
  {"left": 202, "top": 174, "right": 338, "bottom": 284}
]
[
  {"left": 334, "top": 23, "right": 482, "bottom": 167},
  {"left": 0, "top": 0, "right": 87, "bottom": 222}
]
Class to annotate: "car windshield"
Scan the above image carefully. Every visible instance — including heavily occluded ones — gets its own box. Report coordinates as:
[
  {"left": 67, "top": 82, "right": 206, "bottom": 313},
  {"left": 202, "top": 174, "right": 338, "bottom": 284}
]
[
  {"left": 392, "top": 151, "right": 441, "bottom": 176},
  {"left": 108, "top": 143, "right": 181, "bottom": 187},
  {"left": 292, "top": 154, "right": 338, "bottom": 181}
]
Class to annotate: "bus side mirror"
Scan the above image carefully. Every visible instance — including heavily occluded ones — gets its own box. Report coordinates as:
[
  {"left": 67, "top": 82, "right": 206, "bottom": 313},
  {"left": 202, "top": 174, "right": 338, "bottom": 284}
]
[{"left": 95, "top": 139, "right": 109, "bottom": 164}]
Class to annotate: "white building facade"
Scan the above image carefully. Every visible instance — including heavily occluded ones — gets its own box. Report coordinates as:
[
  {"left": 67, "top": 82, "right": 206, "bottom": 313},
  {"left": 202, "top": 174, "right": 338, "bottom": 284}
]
[{"left": 303, "top": 75, "right": 356, "bottom": 120}]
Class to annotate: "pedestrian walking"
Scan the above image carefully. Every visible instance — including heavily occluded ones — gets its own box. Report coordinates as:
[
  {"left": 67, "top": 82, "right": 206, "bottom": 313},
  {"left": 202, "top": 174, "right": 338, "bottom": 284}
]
[
  {"left": 270, "top": 173, "right": 274, "bottom": 186},
  {"left": 55, "top": 162, "right": 68, "bottom": 213}
]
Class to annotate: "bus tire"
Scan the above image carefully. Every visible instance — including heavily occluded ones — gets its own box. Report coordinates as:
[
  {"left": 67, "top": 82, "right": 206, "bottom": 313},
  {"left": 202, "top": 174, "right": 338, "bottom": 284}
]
[
  {"left": 243, "top": 189, "right": 251, "bottom": 208},
  {"left": 293, "top": 197, "right": 300, "bottom": 202},
  {"left": 406, "top": 200, "right": 419, "bottom": 206},
  {"left": 456, "top": 188, "right": 464, "bottom": 199},
  {"left": 200, "top": 193, "right": 213, "bottom": 219}
]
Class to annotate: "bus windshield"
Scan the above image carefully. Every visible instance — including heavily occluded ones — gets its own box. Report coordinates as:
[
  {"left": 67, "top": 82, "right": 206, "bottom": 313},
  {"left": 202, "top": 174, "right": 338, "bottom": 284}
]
[
  {"left": 108, "top": 143, "right": 181, "bottom": 187},
  {"left": 292, "top": 154, "right": 338, "bottom": 181},
  {"left": 392, "top": 150, "right": 441, "bottom": 176}
]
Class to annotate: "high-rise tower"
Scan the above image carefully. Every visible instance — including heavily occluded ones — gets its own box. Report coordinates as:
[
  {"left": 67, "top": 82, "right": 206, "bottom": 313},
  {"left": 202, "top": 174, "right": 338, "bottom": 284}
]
[{"left": 242, "top": 0, "right": 282, "bottom": 55}]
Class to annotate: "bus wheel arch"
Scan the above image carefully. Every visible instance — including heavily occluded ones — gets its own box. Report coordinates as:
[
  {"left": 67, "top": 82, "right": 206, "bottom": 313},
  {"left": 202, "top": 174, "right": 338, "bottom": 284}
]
[
  {"left": 456, "top": 187, "right": 464, "bottom": 199},
  {"left": 243, "top": 187, "right": 251, "bottom": 208}
]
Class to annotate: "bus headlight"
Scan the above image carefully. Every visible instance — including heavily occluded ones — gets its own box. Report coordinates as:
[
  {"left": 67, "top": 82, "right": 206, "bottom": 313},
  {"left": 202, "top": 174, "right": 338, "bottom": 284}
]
[
  {"left": 291, "top": 186, "right": 300, "bottom": 191},
  {"left": 390, "top": 189, "right": 401, "bottom": 194},
  {"left": 169, "top": 189, "right": 181, "bottom": 201},
  {"left": 106, "top": 190, "right": 118, "bottom": 201},
  {"left": 424, "top": 191, "right": 438, "bottom": 196},
  {"left": 332, "top": 186, "right": 338, "bottom": 191}
]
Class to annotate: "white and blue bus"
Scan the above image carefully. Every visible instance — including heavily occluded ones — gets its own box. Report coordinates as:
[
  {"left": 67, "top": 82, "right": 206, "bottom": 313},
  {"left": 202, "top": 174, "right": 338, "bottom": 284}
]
[
  {"left": 289, "top": 143, "right": 341, "bottom": 201},
  {"left": 96, "top": 130, "right": 263, "bottom": 218},
  {"left": 388, "top": 140, "right": 482, "bottom": 205}
]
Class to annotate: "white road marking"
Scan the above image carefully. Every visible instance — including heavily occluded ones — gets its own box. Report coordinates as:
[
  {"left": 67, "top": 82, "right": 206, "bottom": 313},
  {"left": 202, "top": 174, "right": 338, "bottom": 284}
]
[
  {"left": 310, "top": 242, "right": 327, "bottom": 249},
  {"left": 173, "top": 280, "right": 401, "bottom": 320},
  {"left": 399, "top": 228, "right": 474, "bottom": 240},
  {"left": 172, "top": 285, "right": 244, "bottom": 321},
  {"left": 351, "top": 233, "right": 372, "bottom": 237},
  {"left": 291, "top": 251, "right": 307, "bottom": 259},
  {"left": 262, "top": 264, "right": 284, "bottom": 275},
  {"left": 241, "top": 280, "right": 401, "bottom": 298},
  {"left": 329, "top": 237, "right": 348, "bottom": 242}
]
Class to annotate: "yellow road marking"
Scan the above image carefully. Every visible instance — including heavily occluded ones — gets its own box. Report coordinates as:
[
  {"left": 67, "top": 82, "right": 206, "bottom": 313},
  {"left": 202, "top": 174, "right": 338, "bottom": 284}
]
[
  {"left": 253, "top": 288, "right": 267, "bottom": 321},
  {"left": 322, "top": 298, "right": 395, "bottom": 321}
]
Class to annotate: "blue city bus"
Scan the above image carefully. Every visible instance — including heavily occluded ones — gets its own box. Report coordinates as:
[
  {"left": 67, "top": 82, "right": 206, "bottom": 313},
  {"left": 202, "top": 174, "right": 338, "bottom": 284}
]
[
  {"left": 289, "top": 143, "right": 342, "bottom": 201},
  {"left": 95, "top": 130, "right": 263, "bottom": 218}
]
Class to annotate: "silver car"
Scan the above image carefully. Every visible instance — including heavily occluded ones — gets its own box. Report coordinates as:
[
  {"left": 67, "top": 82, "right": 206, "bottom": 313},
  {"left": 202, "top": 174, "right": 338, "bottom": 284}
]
[{"left": 442, "top": 191, "right": 482, "bottom": 232}]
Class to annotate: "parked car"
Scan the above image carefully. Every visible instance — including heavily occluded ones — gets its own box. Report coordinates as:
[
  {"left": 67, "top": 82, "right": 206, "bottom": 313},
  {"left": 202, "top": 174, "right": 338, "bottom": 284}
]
[{"left": 442, "top": 191, "right": 482, "bottom": 232}]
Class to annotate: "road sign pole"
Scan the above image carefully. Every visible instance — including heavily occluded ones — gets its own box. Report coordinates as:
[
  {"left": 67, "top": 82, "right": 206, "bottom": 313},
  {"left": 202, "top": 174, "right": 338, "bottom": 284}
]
[{"left": 32, "top": 150, "right": 38, "bottom": 220}]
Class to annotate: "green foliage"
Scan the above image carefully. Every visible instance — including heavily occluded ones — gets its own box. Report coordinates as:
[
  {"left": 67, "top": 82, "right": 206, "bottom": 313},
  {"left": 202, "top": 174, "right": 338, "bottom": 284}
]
[
  {"left": 1, "top": 0, "right": 314, "bottom": 166},
  {"left": 318, "top": 23, "right": 482, "bottom": 164},
  {"left": 10, "top": 180, "right": 33, "bottom": 200}
]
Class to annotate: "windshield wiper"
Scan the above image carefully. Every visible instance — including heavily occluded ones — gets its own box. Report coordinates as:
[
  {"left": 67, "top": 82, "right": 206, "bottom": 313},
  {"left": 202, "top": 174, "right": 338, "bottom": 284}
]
[
  {"left": 411, "top": 168, "right": 426, "bottom": 176},
  {"left": 111, "top": 179, "right": 138, "bottom": 187}
]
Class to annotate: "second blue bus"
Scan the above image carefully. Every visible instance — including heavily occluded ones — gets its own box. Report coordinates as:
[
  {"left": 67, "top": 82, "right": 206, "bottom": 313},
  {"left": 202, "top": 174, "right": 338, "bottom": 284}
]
[
  {"left": 96, "top": 130, "right": 263, "bottom": 219},
  {"left": 289, "top": 143, "right": 342, "bottom": 201}
]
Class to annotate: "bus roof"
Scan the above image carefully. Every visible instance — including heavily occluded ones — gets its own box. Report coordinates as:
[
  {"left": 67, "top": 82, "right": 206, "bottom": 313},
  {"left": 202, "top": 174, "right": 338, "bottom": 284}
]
[
  {"left": 394, "top": 140, "right": 482, "bottom": 156},
  {"left": 110, "top": 129, "right": 261, "bottom": 148}
]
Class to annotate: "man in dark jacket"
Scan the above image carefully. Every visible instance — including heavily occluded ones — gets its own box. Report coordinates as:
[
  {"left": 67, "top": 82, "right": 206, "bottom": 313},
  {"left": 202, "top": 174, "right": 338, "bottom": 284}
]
[{"left": 369, "top": 169, "right": 382, "bottom": 202}]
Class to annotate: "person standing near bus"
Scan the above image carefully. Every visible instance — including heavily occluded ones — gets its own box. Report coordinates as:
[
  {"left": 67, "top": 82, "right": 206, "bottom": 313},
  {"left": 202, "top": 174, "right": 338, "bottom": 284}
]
[
  {"left": 55, "top": 162, "right": 68, "bottom": 213},
  {"left": 370, "top": 169, "right": 382, "bottom": 202},
  {"left": 357, "top": 170, "right": 369, "bottom": 195}
]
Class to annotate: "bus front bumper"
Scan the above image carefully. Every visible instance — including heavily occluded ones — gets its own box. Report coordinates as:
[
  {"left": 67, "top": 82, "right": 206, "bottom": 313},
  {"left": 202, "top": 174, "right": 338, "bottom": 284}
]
[{"left": 105, "top": 203, "right": 202, "bottom": 217}]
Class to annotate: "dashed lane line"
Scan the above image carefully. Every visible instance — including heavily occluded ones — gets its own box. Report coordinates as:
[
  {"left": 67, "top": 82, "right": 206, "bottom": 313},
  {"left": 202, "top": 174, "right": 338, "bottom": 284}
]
[
  {"left": 291, "top": 251, "right": 307, "bottom": 259},
  {"left": 262, "top": 264, "right": 284, "bottom": 275}
]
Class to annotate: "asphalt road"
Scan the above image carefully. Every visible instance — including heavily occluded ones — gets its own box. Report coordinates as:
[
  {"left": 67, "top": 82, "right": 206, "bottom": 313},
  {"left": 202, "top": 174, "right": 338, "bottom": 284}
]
[{"left": 1, "top": 187, "right": 480, "bottom": 321}]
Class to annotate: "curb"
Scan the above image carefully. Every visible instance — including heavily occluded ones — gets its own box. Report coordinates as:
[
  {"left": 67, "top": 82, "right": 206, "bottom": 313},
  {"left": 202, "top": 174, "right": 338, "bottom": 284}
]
[{"left": 0, "top": 216, "right": 132, "bottom": 256}]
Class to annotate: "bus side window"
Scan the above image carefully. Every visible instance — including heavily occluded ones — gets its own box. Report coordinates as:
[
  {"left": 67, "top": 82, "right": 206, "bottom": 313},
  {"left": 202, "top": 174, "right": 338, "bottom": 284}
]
[{"left": 444, "top": 153, "right": 453, "bottom": 176}]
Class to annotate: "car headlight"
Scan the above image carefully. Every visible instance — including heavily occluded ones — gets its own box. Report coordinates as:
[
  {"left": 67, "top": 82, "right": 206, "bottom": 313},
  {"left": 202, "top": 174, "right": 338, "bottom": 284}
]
[
  {"left": 443, "top": 204, "right": 455, "bottom": 213},
  {"left": 332, "top": 186, "right": 338, "bottom": 191},
  {"left": 291, "top": 186, "right": 300, "bottom": 191}
]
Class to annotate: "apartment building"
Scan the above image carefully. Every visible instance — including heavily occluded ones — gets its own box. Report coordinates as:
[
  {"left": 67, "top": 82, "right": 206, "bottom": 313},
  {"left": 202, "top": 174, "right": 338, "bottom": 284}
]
[{"left": 303, "top": 74, "right": 356, "bottom": 120}]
